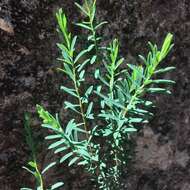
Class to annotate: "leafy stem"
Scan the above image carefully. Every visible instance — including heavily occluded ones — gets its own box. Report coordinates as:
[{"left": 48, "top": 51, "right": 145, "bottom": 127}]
[
  {"left": 56, "top": 9, "right": 90, "bottom": 137},
  {"left": 75, "top": 0, "right": 107, "bottom": 61},
  {"left": 123, "top": 33, "right": 174, "bottom": 117},
  {"left": 22, "top": 1, "right": 176, "bottom": 190},
  {"left": 35, "top": 160, "right": 44, "bottom": 190},
  {"left": 22, "top": 113, "right": 44, "bottom": 190},
  {"left": 106, "top": 39, "right": 123, "bottom": 180},
  {"left": 72, "top": 63, "right": 89, "bottom": 139}
]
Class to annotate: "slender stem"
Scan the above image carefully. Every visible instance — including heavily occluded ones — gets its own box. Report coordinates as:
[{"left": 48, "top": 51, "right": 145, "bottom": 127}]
[
  {"left": 108, "top": 64, "right": 120, "bottom": 180},
  {"left": 34, "top": 159, "right": 44, "bottom": 190},
  {"left": 113, "top": 145, "right": 119, "bottom": 181},
  {"left": 72, "top": 65, "right": 89, "bottom": 139},
  {"left": 88, "top": 3, "right": 99, "bottom": 58},
  {"left": 110, "top": 72, "right": 114, "bottom": 97},
  {"left": 122, "top": 90, "right": 139, "bottom": 117},
  {"left": 91, "top": 22, "right": 98, "bottom": 56},
  {"left": 122, "top": 63, "right": 158, "bottom": 117}
]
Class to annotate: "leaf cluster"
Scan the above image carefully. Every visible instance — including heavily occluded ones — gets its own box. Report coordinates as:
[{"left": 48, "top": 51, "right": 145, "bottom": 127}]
[
  {"left": 22, "top": 1, "right": 175, "bottom": 190},
  {"left": 21, "top": 113, "right": 64, "bottom": 190}
]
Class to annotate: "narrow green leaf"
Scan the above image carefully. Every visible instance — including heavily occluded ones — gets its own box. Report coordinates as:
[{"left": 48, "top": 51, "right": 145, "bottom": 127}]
[
  {"left": 76, "top": 23, "right": 92, "bottom": 30},
  {"left": 155, "top": 67, "right": 175, "bottom": 74},
  {"left": 91, "top": 3, "right": 96, "bottom": 22},
  {"left": 95, "top": 91, "right": 125, "bottom": 109},
  {"left": 129, "top": 118, "right": 144, "bottom": 123},
  {"left": 57, "top": 43, "right": 70, "bottom": 56},
  {"left": 88, "top": 35, "right": 94, "bottom": 41},
  {"left": 51, "top": 182, "right": 64, "bottom": 190},
  {"left": 95, "top": 69, "right": 99, "bottom": 79},
  {"left": 75, "top": 2, "right": 88, "bottom": 16},
  {"left": 138, "top": 54, "right": 147, "bottom": 65},
  {"left": 42, "top": 124, "right": 61, "bottom": 132},
  {"left": 60, "top": 86, "right": 78, "bottom": 98},
  {"left": 48, "top": 139, "right": 65, "bottom": 149},
  {"left": 79, "top": 70, "right": 85, "bottom": 79},
  {"left": 85, "top": 86, "right": 93, "bottom": 97},
  {"left": 76, "top": 148, "right": 91, "bottom": 159},
  {"left": 64, "top": 101, "right": 80, "bottom": 113},
  {"left": 60, "top": 152, "right": 73, "bottom": 163},
  {"left": 77, "top": 59, "right": 90, "bottom": 72},
  {"left": 71, "top": 36, "right": 77, "bottom": 52},
  {"left": 28, "top": 161, "right": 36, "bottom": 168},
  {"left": 74, "top": 49, "right": 88, "bottom": 63},
  {"left": 63, "top": 63, "right": 74, "bottom": 80},
  {"left": 90, "top": 55, "right": 97, "bottom": 64},
  {"left": 45, "top": 134, "right": 62, "bottom": 140},
  {"left": 78, "top": 160, "right": 88, "bottom": 166},
  {"left": 86, "top": 102, "right": 93, "bottom": 116},
  {"left": 22, "top": 166, "right": 35, "bottom": 175},
  {"left": 87, "top": 44, "right": 95, "bottom": 51},
  {"left": 152, "top": 79, "right": 175, "bottom": 84},
  {"left": 95, "top": 21, "right": 108, "bottom": 30},
  {"left": 116, "top": 58, "right": 124, "bottom": 69},
  {"left": 68, "top": 157, "right": 80, "bottom": 166},
  {"left": 42, "top": 162, "right": 56, "bottom": 174},
  {"left": 65, "top": 119, "right": 76, "bottom": 136},
  {"left": 147, "top": 88, "right": 171, "bottom": 94},
  {"left": 160, "top": 33, "right": 173, "bottom": 60},
  {"left": 54, "top": 146, "right": 68, "bottom": 154},
  {"left": 99, "top": 113, "right": 125, "bottom": 122},
  {"left": 124, "top": 128, "right": 137, "bottom": 132}
]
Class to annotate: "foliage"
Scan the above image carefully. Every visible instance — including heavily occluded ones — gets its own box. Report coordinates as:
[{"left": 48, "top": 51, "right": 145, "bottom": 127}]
[
  {"left": 22, "top": 0, "right": 175, "bottom": 189},
  {"left": 21, "top": 113, "right": 64, "bottom": 190}
]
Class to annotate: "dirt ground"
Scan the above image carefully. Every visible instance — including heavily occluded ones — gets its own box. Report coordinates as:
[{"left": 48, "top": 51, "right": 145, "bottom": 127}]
[{"left": 0, "top": 0, "right": 190, "bottom": 189}]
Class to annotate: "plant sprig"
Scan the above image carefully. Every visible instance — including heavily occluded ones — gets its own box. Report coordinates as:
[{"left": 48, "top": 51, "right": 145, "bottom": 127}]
[
  {"left": 21, "top": 113, "right": 64, "bottom": 190},
  {"left": 22, "top": 1, "right": 175, "bottom": 190}
]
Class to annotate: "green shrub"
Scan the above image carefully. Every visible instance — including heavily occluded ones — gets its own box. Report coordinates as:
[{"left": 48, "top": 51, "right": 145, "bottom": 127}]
[{"left": 22, "top": 1, "right": 175, "bottom": 189}]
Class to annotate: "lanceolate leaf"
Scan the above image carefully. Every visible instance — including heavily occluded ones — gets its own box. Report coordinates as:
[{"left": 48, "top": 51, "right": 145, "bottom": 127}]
[
  {"left": 54, "top": 146, "right": 68, "bottom": 154},
  {"left": 60, "top": 86, "right": 78, "bottom": 97},
  {"left": 68, "top": 157, "right": 80, "bottom": 166},
  {"left": 64, "top": 101, "right": 80, "bottom": 113},
  {"left": 124, "top": 127, "right": 137, "bottom": 133},
  {"left": 51, "top": 182, "right": 64, "bottom": 190},
  {"left": 60, "top": 152, "right": 73, "bottom": 163},
  {"left": 42, "top": 162, "right": 56, "bottom": 174},
  {"left": 71, "top": 36, "right": 77, "bottom": 52},
  {"left": 48, "top": 139, "right": 66, "bottom": 149},
  {"left": 151, "top": 79, "right": 175, "bottom": 84},
  {"left": 45, "top": 134, "right": 62, "bottom": 140},
  {"left": 147, "top": 87, "right": 171, "bottom": 94},
  {"left": 77, "top": 59, "right": 91, "bottom": 72},
  {"left": 76, "top": 23, "right": 92, "bottom": 30},
  {"left": 95, "top": 21, "right": 108, "bottom": 30},
  {"left": 85, "top": 85, "right": 93, "bottom": 97},
  {"left": 86, "top": 102, "right": 93, "bottom": 116},
  {"left": 90, "top": 55, "right": 97, "bottom": 64},
  {"left": 155, "top": 66, "right": 175, "bottom": 74},
  {"left": 75, "top": 2, "right": 88, "bottom": 16}
]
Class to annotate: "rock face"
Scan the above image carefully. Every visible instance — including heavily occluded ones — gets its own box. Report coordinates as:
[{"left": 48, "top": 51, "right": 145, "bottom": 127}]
[{"left": 0, "top": 0, "right": 190, "bottom": 189}]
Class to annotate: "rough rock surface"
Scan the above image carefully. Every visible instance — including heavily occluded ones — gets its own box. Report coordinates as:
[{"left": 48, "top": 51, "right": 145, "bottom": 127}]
[{"left": 0, "top": 0, "right": 190, "bottom": 189}]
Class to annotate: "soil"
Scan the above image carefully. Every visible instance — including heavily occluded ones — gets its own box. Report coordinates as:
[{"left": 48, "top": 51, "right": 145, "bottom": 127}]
[{"left": 0, "top": 0, "right": 190, "bottom": 189}]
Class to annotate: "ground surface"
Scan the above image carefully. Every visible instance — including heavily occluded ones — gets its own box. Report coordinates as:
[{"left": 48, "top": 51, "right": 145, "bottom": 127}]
[{"left": 0, "top": 0, "right": 190, "bottom": 189}]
